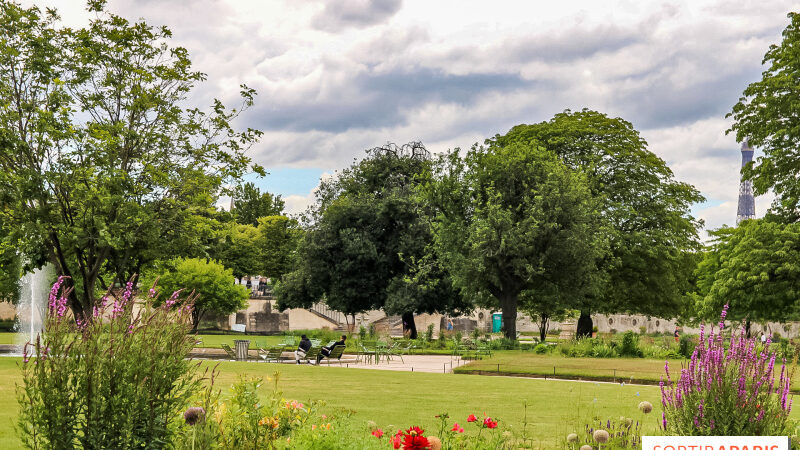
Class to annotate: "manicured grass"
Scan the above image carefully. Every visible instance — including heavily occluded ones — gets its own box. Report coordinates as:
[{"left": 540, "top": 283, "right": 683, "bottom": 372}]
[
  {"left": 0, "top": 356, "right": 669, "bottom": 448},
  {"left": 457, "top": 351, "right": 800, "bottom": 389},
  {"left": 0, "top": 332, "right": 16, "bottom": 345}
]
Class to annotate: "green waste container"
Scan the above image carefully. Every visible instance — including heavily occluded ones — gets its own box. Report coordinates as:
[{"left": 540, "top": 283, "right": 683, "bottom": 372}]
[{"left": 492, "top": 313, "right": 503, "bottom": 333}]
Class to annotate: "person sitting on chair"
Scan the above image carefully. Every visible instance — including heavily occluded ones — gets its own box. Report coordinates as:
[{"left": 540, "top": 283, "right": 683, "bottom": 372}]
[
  {"left": 295, "top": 335, "right": 312, "bottom": 364},
  {"left": 316, "top": 335, "right": 346, "bottom": 364}
]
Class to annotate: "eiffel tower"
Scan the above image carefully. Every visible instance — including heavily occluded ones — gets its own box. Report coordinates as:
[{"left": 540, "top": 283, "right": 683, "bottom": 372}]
[{"left": 736, "top": 139, "right": 756, "bottom": 224}]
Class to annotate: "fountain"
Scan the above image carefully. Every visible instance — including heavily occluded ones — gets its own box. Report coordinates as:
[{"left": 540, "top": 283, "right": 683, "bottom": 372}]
[{"left": 13, "top": 264, "right": 53, "bottom": 353}]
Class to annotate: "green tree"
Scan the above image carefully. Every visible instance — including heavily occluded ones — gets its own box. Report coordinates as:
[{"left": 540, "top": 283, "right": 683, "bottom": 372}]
[
  {"left": 729, "top": 12, "right": 800, "bottom": 221},
  {"left": 490, "top": 110, "right": 703, "bottom": 337},
  {"left": 694, "top": 219, "right": 800, "bottom": 333},
  {"left": 216, "top": 223, "right": 262, "bottom": 282},
  {"left": 232, "top": 182, "right": 285, "bottom": 226},
  {"left": 155, "top": 258, "right": 249, "bottom": 332},
  {"left": 257, "top": 215, "right": 301, "bottom": 281},
  {"left": 0, "top": 1, "right": 261, "bottom": 318},
  {"left": 276, "top": 144, "right": 468, "bottom": 335},
  {"left": 424, "top": 143, "right": 606, "bottom": 339},
  {"left": 0, "top": 226, "right": 19, "bottom": 304}
]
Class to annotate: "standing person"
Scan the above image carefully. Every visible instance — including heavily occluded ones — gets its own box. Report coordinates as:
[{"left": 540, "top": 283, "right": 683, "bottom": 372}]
[
  {"left": 674, "top": 327, "right": 680, "bottom": 343},
  {"left": 295, "top": 334, "right": 312, "bottom": 364},
  {"left": 316, "top": 335, "right": 346, "bottom": 364},
  {"left": 760, "top": 332, "right": 767, "bottom": 345}
]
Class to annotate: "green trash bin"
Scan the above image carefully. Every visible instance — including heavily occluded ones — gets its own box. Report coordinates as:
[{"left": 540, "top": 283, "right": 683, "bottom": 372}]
[{"left": 492, "top": 313, "right": 503, "bottom": 333}]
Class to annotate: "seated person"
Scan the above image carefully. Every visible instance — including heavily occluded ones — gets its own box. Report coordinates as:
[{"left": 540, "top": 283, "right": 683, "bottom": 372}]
[
  {"left": 295, "top": 334, "right": 312, "bottom": 364},
  {"left": 316, "top": 335, "right": 346, "bottom": 364}
]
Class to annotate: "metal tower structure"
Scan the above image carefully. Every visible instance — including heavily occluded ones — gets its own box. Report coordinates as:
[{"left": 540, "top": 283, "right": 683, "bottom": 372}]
[{"left": 736, "top": 139, "right": 756, "bottom": 224}]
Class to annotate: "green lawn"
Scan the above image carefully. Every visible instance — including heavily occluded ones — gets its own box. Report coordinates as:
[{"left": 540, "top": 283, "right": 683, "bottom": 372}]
[
  {"left": 0, "top": 357, "right": 668, "bottom": 448},
  {"left": 457, "top": 352, "right": 800, "bottom": 390},
  {"left": 0, "top": 332, "right": 15, "bottom": 345}
]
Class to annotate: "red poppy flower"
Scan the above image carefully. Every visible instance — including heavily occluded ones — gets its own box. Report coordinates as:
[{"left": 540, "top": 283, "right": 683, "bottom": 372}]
[
  {"left": 467, "top": 414, "right": 477, "bottom": 422},
  {"left": 452, "top": 422, "right": 464, "bottom": 433},
  {"left": 391, "top": 432, "right": 402, "bottom": 449},
  {"left": 372, "top": 429, "right": 384, "bottom": 438},
  {"left": 483, "top": 417, "right": 498, "bottom": 429}
]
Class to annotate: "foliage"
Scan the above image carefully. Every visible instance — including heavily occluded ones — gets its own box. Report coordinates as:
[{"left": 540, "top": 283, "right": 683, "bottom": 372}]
[
  {"left": 0, "top": 1, "right": 260, "bottom": 317},
  {"left": 693, "top": 220, "right": 800, "bottom": 325},
  {"left": 216, "top": 223, "right": 262, "bottom": 281},
  {"left": 619, "top": 331, "right": 643, "bottom": 358},
  {"left": 257, "top": 215, "right": 302, "bottom": 281},
  {"left": 678, "top": 335, "right": 696, "bottom": 359},
  {"left": 231, "top": 182, "right": 285, "bottom": 227},
  {"left": 174, "top": 374, "right": 323, "bottom": 450},
  {"left": 424, "top": 141, "right": 605, "bottom": 339},
  {"left": 16, "top": 278, "right": 201, "bottom": 449},
  {"left": 563, "top": 416, "right": 643, "bottom": 449},
  {"left": 728, "top": 12, "right": 800, "bottom": 221},
  {"left": 490, "top": 110, "right": 703, "bottom": 335},
  {"left": 277, "top": 144, "right": 468, "bottom": 324},
  {"left": 661, "top": 306, "right": 794, "bottom": 436},
  {"left": 155, "top": 258, "right": 249, "bottom": 332}
]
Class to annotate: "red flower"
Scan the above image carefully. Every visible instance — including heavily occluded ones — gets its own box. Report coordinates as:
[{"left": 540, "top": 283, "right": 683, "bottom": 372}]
[
  {"left": 392, "top": 430, "right": 403, "bottom": 449},
  {"left": 372, "top": 429, "right": 384, "bottom": 438},
  {"left": 452, "top": 422, "right": 464, "bottom": 433},
  {"left": 402, "top": 434, "right": 430, "bottom": 450},
  {"left": 467, "top": 414, "right": 477, "bottom": 422},
  {"left": 483, "top": 417, "right": 498, "bottom": 429}
]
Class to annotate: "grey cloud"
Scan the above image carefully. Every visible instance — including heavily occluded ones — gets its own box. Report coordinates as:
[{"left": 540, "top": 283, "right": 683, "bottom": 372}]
[
  {"left": 312, "top": 0, "right": 403, "bottom": 32},
  {"left": 250, "top": 68, "right": 533, "bottom": 133},
  {"left": 499, "top": 25, "right": 643, "bottom": 64}
]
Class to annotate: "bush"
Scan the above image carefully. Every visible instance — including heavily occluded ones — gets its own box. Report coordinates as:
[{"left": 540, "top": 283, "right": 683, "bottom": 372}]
[
  {"left": 425, "top": 323, "right": 434, "bottom": 342},
  {"left": 619, "top": 331, "right": 643, "bottom": 357},
  {"left": 678, "top": 334, "right": 695, "bottom": 359},
  {"left": 17, "top": 278, "right": 201, "bottom": 448},
  {"left": 661, "top": 305, "right": 794, "bottom": 436},
  {"left": 533, "top": 343, "right": 550, "bottom": 354}
]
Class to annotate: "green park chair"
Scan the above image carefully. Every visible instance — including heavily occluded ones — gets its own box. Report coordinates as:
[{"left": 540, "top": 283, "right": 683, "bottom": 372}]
[
  {"left": 302, "top": 346, "right": 320, "bottom": 364},
  {"left": 220, "top": 344, "right": 236, "bottom": 360},
  {"left": 358, "top": 343, "right": 376, "bottom": 364},
  {"left": 259, "top": 346, "right": 283, "bottom": 363},
  {"left": 324, "top": 345, "right": 346, "bottom": 365}
]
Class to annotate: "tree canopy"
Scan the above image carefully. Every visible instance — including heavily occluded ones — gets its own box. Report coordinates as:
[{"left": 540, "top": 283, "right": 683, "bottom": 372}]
[
  {"left": 424, "top": 142, "right": 606, "bottom": 339},
  {"left": 154, "top": 257, "right": 249, "bottom": 332},
  {"left": 0, "top": 1, "right": 261, "bottom": 317},
  {"left": 694, "top": 219, "right": 800, "bottom": 329},
  {"left": 231, "top": 182, "right": 285, "bottom": 227},
  {"left": 276, "top": 143, "right": 468, "bottom": 334},
  {"left": 729, "top": 12, "right": 800, "bottom": 222},
  {"left": 489, "top": 110, "right": 703, "bottom": 336}
]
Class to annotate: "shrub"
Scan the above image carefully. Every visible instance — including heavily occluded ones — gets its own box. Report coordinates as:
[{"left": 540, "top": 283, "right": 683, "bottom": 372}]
[
  {"left": 565, "top": 416, "right": 642, "bottom": 449},
  {"left": 661, "top": 304, "right": 794, "bottom": 436},
  {"left": 17, "top": 278, "right": 201, "bottom": 449},
  {"left": 533, "top": 343, "right": 550, "bottom": 354},
  {"left": 358, "top": 325, "right": 367, "bottom": 341},
  {"left": 425, "top": 323, "right": 435, "bottom": 342},
  {"left": 678, "top": 334, "right": 695, "bottom": 359},
  {"left": 619, "top": 331, "right": 643, "bottom": 357},
  {"left": 589, "top": 343, "right": 618, "bottom": 358}
]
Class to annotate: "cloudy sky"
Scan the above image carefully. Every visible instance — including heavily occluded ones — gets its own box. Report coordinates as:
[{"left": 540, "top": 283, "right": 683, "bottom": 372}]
[{"left": 39, "top": 0, "right": 795, "bottom": 236}]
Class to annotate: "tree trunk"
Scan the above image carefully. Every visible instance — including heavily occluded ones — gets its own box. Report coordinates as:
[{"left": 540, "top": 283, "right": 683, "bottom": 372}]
[
  {"left": 402, "top": 312, "right": 417, "bottom": 339},
  {"left": 745, "top": 319, "right": 751, "bottom": 339},
  {"left": 500, "top": 295, "right": 518, "bottom": 340},
  {"left": 576, "top": 310, "right": 593, "bottom": 339},
  {"left": 539, "top": 313, "right": 549, "bottom": 342}
]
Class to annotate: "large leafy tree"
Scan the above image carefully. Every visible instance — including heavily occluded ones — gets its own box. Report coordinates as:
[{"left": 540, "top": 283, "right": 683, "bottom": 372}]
[
  {"left": 154, "top": 258, "right": 249, "bottom": 332},
  {"left": 231, "top": 182, "right": 285, "bottom": 227},
  {"left": 489, "top": 110, "right": 703, "bottom": 337},
  {"left": 694, "top": 219, "right": 800, "bottom": 333},
  {"left": 257, "top": 215, "right": 301, "bottom": 281},
  {"left": 0, "top": 219, "right": 19, "bottom": 303},
  {"left": 0, "top": 1, "right": 261, "bottom": 318},
  {"left": 215, "top": 223, "right": 261, "bottom": 282},
  {"left": 276, "top": 144, "right": 468, "bottom": 336},
  {"left": 424, "top": 142, "right": 606, "bottom": 339},
  {"left": 729, "top": 12, "right": 800, "bottom": 222}
]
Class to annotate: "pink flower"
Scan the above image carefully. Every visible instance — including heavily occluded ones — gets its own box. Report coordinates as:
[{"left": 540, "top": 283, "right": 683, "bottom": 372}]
[
  {"left": 451, "top": 423, "right": 464, "bottom": 433},
  {"left": 467, "top": 414, "right": 477, "bottom": 422},
  {"left": 483, "top": 417, "right": 498, "bottom": 429},
  {"left": 372, "top": 429, "right": 384, "bottom": 438}
]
